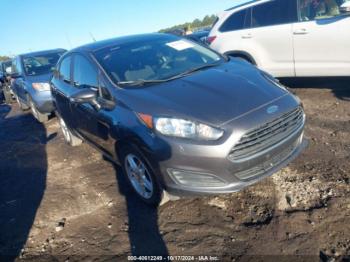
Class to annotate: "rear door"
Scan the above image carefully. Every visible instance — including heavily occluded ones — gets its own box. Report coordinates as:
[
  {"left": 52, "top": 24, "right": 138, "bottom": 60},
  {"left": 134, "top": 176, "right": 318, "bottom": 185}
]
[
  {"left": 248, "top": 0, "right": 298, "bottom": 76},
  {"left": 293, "top": 0, "right": 350, "bottom": 76}
]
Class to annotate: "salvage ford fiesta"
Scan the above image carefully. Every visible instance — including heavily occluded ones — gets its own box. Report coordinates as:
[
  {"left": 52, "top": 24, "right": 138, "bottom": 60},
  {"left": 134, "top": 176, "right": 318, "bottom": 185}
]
[{"left": 51, "top": 33, "right": 307, "bottom": 205}]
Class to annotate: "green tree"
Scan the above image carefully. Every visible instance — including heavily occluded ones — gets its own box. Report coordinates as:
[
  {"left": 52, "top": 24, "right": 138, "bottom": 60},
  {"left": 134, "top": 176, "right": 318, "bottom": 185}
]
[
  {"left": 159, "top": 14, "right": 217, "bottom": 33},
  {"left": 0, "top": 56, "right": 10, "bottom": 62}
]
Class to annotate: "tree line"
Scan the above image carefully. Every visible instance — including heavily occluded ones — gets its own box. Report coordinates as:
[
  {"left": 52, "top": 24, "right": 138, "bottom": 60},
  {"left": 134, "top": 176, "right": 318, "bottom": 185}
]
[
  {"left": 159, "top": 14, "right": 217, "bottom": 33},
  {"left": 0, "top": 56, "right": 10, "bottom": 62}
]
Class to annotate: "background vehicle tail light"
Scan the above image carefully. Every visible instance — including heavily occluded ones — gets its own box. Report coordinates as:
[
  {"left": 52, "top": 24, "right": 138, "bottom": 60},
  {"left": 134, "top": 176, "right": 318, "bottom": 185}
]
[{"left": 207, "top": 36, "right": 217, "bottom": 44}]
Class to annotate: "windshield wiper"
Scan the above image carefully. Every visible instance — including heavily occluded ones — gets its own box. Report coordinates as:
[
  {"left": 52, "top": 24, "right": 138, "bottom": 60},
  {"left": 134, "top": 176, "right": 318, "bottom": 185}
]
[
  {"left": 117, "top": 62, "right": 221, "bottom": 87},
  {"left": 171, "top": 62, "right": 221, "bottom": 79},
  {"left": 117, "top": 79, "right": 166, "bottom": 87}
]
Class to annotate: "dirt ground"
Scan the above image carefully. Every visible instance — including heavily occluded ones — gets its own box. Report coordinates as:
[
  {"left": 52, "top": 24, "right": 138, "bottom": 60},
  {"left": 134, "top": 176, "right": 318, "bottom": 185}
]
[{"left": 0, "top": 78, "right": 349, "bottom": 262}]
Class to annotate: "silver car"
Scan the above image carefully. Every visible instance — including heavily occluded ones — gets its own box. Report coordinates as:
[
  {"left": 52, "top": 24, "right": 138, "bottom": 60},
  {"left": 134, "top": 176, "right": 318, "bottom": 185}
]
[{"left": 51, "top": 33, "right": 307, "bottom": 205}]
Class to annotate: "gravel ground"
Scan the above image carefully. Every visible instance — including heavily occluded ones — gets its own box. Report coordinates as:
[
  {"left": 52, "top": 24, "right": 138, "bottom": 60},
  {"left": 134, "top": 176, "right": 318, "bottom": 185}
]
[{"left": 0, "top": 78, "right": 349, "bottom": 261}]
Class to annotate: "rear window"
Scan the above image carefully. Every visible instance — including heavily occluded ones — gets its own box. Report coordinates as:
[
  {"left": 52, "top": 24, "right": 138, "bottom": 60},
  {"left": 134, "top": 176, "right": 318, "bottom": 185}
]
[{"left": 220, "top": 9, "right": 250, "bottom": 32}]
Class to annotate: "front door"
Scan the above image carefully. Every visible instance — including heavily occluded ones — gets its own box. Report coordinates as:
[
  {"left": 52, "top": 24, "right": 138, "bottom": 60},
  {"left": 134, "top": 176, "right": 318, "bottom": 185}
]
[
  {"left": 70, "top": 54, "right": 116, "bottom": 157},
  {"left": 51, "top": 55, "right": 77, "bottom": 127},
  {"left": 293, "top": 0, "right": 350, "bottom": 76}
]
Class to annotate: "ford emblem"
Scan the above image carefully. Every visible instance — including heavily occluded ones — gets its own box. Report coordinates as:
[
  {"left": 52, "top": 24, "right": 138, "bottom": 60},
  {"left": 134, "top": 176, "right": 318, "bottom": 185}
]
[{"left": 267, "top": 105, "right": 279, "bottom": 114}]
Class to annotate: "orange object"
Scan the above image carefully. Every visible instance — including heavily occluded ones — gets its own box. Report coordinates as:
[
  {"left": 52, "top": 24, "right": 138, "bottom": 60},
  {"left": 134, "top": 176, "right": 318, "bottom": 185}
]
[{"left": 137, "top": 113, "right": 153, "bottom": 129}]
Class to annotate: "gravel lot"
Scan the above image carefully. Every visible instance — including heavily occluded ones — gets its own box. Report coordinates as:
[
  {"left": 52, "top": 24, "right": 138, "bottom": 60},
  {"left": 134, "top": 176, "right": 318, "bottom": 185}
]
[{"left": 0, "top": 78, "right": 349, "bottom": 261}]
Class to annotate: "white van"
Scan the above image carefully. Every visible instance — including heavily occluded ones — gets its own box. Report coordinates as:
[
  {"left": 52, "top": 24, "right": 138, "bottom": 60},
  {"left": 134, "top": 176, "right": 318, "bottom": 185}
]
[{"left": 209, "top": 0, "right": 350, "bottom": 77}]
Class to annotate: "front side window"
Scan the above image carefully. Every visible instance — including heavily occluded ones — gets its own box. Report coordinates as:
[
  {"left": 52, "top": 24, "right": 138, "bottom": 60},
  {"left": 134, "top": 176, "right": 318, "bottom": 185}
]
[
  {"left": 220, "top": 9, "right": 250, "bottom": 32},
  {"left": 252, "top": 0, "right": 298, "bottom": 28},
  {"left": 94, "top": 35, "right": 223, "bottom": 86},
  {"left": 59, "top": 56, "right": 71, "bottom": 82},
  {"left": 23, "top": 52, "right": 63, "bottom": 76},
  {"left": 299, "top": 0, "right": 346, "bottom": 21},
  {"left": 73, "top": 55, "right": 98, "bottom": 88}
]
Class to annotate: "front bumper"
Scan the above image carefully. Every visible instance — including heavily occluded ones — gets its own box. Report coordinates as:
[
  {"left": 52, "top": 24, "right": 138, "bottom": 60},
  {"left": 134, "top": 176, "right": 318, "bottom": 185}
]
[
  {"left": 32, "top": 91, "right": 55, "bottom": 114},
  {"left": 151, "top": 95, "right": 307, "bottom": 196},
  {"left": 164, "top": 135, "right": 307, "bottom": 196}
]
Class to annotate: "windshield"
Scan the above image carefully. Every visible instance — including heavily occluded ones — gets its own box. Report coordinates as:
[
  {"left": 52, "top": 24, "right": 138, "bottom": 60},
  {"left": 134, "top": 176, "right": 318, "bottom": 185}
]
[
  {"left": 23, "top": 52, "right": 63, "bottom": 76},
  {"left": 94, "top": 35, "right": 224, "bottom": 86}
]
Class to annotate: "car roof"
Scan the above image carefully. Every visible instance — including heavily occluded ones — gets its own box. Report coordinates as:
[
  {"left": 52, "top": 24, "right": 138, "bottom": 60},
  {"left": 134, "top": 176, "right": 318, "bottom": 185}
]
[
  {"left": 19, "top": 48, "right": 67, "bottom": 58},
  {"left": 71, "top": 33, "right": 177, "bottom": 53},
  {"left": 225, "top": 0, "right": 264, "bottom": 11}
]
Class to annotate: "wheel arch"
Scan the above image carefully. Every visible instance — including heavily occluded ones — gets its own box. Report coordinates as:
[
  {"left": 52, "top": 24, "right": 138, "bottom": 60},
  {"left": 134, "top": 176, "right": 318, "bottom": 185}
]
[
  {"left": 115, "top": 136, "right": 166, "bottom": 189},
  {"left": 224, "top": 50, "right": 257, "bottom": 65}
]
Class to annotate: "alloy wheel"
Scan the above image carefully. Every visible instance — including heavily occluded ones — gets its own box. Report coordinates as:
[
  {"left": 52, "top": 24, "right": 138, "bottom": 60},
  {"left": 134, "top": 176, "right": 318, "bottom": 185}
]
[
  {"left": 59, "top": 117, "right": 71, "bottom": 143},
  {"left": 124, "top": 154, "right": 154, "bottom": 199},
  {"left": 30, "top": 100, "right": 39, "bottom": 119}
]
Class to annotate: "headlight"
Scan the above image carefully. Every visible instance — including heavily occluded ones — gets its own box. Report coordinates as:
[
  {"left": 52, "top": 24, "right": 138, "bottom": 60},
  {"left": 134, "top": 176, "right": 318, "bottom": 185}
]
[
  {"left": 154, "top": 117, "right": 223, "bottom": 140},
  {"left": 32, "top": 83, "right": 50, "bottom": 92}
]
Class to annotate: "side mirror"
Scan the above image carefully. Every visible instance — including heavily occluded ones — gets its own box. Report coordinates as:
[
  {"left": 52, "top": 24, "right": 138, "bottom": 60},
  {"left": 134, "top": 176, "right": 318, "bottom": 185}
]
[
  {"left": 70, "top": 87, "right": 101, "bottom": 110},
  {"left": 70, "top": 87, "right": 97, "bottom": 104},
  {"left": 340, "top": 1, "right": 350, "bottom": 13}
]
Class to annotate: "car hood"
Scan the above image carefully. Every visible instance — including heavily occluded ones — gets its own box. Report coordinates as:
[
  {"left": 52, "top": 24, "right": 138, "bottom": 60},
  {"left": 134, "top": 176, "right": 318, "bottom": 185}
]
[{"left": 119, "top": 60, "right": 288, "bottom": 127}]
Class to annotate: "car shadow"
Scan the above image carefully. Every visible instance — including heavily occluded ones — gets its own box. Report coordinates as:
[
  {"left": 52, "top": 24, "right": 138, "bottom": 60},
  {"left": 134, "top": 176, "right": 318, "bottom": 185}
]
[
  {"left": 0, "top": 105, "right": 48, "bottom": 261},
  {"left": 279, "top": 77, "right": 350, "bottom": 101},
  {"left": 104, "top": 158, "right": 169, "bottom": 258}
]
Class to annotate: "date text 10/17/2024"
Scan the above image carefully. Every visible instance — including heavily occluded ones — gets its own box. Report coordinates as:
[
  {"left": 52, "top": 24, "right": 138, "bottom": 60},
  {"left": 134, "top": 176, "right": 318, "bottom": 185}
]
[{"left": 128, "top": 255, "right": 220, "bottom": 261}]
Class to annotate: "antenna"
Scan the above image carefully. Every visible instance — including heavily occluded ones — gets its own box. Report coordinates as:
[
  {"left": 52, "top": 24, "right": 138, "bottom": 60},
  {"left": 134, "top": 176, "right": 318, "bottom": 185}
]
[
  {"left": 89, "top": 32, "right": 97, "bottom": 42},
  {"left": 65, "top": 32, "right": 73, "bottom": 49}
]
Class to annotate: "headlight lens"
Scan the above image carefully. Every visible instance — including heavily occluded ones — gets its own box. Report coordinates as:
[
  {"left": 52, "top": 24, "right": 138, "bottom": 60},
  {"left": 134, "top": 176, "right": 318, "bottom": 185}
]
[
  {"left": 32, "top": 83, "right": 50, "bottom": 92},
  {"left": 154, "top": 117, "right": 223, "bottom": 140}
]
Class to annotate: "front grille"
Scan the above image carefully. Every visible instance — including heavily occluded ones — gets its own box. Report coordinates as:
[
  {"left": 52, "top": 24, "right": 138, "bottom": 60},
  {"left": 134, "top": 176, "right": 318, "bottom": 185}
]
[
  {"left": 234, "top": 138, "right": 299, "bottom": 180},
  {"left": 229, "top": 106, "right": 304, "bottom": 161}
]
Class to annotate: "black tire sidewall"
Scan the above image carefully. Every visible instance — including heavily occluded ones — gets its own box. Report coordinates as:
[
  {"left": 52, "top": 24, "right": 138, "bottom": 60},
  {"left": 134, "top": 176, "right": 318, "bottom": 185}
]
[{"left": 120, "top": 146, "right": 162, "bottom": 206}]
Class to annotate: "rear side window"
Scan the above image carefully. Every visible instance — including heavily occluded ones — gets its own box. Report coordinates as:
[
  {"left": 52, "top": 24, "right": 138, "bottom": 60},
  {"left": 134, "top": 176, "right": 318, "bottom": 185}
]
[
  {"left": 220, "top": 9, "right": 250, "bottom": 32},
  {"left": 252, "top": 0, "right": 298, "bottom": 28},
  {"left": 59, "top": 56, "right": 71, "bottom": 82},
  {"left": 73, "top": 55, "right": 98, "bottom": 88}
]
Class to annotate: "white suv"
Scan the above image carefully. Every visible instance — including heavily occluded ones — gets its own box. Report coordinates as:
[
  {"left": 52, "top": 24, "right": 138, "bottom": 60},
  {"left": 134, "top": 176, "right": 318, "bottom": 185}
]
[{"left": 209, "top": 0, "right": 350, "bottom": 77}]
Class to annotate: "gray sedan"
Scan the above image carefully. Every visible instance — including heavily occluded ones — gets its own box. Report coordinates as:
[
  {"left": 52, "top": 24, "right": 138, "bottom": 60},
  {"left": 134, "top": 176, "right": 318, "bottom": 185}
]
[{"left": 51, "top": 33, "right": 307, "bottom": 205}]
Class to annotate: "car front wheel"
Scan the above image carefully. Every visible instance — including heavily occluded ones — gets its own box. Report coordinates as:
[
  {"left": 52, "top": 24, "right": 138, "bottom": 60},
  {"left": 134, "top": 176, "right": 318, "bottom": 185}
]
[
  {"left": 16, "top": 96, "right": 29, "bottom": 111},
  {"left": 29, "top": 97, "right": 49, "bottom": 123},
  {"left": 58, "top": 115, "right": 82, "bottom": 147},
  {"left": 3, "top": 88, "right": 12, "bottom": 104},
  {"left": 121, "top": 146, "right": 162, "bottom": 206}
]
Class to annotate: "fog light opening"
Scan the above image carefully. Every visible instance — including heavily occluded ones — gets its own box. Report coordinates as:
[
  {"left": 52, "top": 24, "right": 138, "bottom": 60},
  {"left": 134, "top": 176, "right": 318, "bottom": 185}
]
[{"left": 167, "top": 169, "right": 227, "bottom": 188}]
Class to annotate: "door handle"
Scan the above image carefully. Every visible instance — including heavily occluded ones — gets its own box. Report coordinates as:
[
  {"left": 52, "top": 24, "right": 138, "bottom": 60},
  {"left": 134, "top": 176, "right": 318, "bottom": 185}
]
[
  {"left": 293, "top": 28, "right": 309, "bottom": 35},
  {"left": 241, "top": 33, "right": 252, "bottom": 39}
]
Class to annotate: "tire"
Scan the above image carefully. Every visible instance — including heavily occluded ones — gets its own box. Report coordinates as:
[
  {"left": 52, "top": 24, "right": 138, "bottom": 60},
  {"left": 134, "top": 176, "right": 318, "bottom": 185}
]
[
  {"left": 29, "top": 97, "right": 49, "bottom": 123},
  {"left": 3, "top": 88, "right": 12, "bottom": 104},
  {"left": 16, "top": 95, "right": 29, "bottom": 111},
  {"left": 58, "top": 114, "right": 83, "bottom": 147},
  {"left": 120, "top": 146, "right": 162, "bottom": 206}
]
